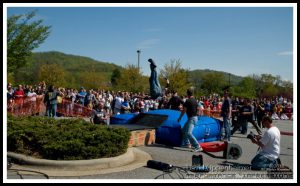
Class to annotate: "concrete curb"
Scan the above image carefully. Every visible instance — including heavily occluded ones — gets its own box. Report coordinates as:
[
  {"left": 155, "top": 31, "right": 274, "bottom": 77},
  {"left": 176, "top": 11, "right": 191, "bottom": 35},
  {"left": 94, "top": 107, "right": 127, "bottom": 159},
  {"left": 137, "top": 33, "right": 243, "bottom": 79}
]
[{"left": 8, "top": 147, "right": 152, "bottom": 177}]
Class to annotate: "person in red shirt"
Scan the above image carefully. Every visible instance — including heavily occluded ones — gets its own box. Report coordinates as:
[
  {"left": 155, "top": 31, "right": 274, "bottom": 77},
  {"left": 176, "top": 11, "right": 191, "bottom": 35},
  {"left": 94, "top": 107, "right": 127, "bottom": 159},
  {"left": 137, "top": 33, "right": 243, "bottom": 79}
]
[{"left": 14, "top": 85, "right": 25, "bottom": 104}]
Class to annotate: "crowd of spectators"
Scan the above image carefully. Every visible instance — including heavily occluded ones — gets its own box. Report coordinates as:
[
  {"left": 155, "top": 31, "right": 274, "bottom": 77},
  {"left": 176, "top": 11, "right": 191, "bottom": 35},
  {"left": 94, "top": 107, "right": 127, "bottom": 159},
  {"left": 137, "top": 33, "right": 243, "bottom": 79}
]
[{"left": 7, "top": 82, "right": 293, "bottom": 124}]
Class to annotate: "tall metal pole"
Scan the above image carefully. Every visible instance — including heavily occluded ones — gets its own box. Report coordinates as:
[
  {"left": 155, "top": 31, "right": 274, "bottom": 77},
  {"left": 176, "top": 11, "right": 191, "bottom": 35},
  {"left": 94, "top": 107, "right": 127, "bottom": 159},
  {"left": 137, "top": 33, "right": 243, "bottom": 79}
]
[{"left": 137, "top": 50, "right": 141, "bottom": 72}]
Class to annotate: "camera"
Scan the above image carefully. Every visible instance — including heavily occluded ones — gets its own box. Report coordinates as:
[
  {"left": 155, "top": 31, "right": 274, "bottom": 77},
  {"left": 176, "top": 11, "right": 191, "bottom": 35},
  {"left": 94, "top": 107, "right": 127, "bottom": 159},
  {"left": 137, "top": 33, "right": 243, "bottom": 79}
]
[{"left": 247, "top": 131, "right": 255, "bottom": 140}]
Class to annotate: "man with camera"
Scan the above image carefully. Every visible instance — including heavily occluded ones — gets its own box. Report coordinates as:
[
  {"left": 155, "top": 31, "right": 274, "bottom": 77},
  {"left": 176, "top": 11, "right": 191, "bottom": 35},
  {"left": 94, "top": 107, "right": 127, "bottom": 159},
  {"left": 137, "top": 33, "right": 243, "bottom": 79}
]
[{"left": 249, "top": 115, "right": 281, "bottom": 170}]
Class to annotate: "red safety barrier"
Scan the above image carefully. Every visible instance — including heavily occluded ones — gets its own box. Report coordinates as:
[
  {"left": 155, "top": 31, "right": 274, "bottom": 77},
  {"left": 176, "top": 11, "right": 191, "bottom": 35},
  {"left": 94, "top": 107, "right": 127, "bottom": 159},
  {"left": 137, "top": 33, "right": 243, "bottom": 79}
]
[
  {"left": 7, "top": 96, "right": 45, "bottom": 117},
  {"left": 7, "top": 96, "right": 92, "bottom": 118},
  {"left": 202, "top": 109, "right": 221, "bottom": 118},
  {"left": 57, "top": 99, "right": 92, "bottom": 117}
]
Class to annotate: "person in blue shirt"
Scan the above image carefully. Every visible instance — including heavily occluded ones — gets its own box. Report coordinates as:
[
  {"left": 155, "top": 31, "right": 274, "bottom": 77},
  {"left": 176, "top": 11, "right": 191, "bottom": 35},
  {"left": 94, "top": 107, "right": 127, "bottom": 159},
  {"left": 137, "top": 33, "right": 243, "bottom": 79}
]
[
  {"left": 121, "top": 97, "right": 131, "bottom": 114},
  {"left": 77, "top": 87, "right": 87, "bottom": 106}
]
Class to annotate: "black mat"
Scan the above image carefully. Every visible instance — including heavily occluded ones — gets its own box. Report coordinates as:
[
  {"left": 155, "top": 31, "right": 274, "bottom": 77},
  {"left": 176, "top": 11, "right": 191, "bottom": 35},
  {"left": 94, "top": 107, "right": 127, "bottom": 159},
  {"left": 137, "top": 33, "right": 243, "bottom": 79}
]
[{"left": 113, "top": 113, "right": 168, "bottom": 131}]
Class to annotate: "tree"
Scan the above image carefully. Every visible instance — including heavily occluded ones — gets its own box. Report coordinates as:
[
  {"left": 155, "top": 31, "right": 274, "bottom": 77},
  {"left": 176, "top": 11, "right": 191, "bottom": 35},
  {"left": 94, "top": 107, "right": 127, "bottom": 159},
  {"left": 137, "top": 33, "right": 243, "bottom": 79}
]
[
  {"left": 117, "top": 64, "right": 147, "bottom": 92},
  {"left": 280, "top": 80, "right": 293, "bottom": 99},
  {"left": 38, "top": 63, "right": 66, "bottom": 87},
  {"left": 232, "top": 77, "right": 256, "bottom": 99},
  {"left": 201, "top": 72, "right": 226, "bottom": 95},
  {"left": 111, "top": 68, "right": 121, "bottom": 87},
  {"left": 159, "top": 59, "right": 191, "bottom": 96},
  {"left": 7, "top": 10, "right": 51, "bottom": 73},
  {"left": 78, "top": 71, "right": 108, "bottom": 90}
]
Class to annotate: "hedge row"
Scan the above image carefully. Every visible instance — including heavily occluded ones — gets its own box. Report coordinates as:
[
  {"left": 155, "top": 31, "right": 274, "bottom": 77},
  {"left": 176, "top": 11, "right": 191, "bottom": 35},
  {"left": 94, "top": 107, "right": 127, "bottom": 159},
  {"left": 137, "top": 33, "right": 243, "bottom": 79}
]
[{"left": 7, "top": 114, "right": 131, "bottom": 160}]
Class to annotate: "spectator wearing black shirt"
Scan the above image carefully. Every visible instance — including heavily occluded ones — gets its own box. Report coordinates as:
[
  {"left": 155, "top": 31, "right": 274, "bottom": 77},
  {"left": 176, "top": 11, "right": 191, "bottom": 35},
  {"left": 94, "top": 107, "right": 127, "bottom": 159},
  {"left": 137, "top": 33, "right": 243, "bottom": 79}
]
[
  {"left": 255, "top": 100, "right": 266, "bottom": 128},
  {"left": 231, "top": 99, "right": 262, "bottom": 135},
  {"left": 166, "top": 90, "right": 184, "bottom": 111},
  {"left": 220, "top": 90, "right": 232, "bottom": 141},
  {"left": 177, "top": 89, "right": 203, "bottom": 152},
  {"left": 90, "top": 102, "right": 109, "bottom": 125}
]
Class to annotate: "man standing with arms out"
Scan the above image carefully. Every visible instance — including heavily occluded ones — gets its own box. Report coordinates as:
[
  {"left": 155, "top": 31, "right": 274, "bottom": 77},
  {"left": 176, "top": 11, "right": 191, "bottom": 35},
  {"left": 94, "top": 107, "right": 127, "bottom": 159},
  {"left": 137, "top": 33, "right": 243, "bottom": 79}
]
[
  {"left": 177, "top": 88, "right": 203, "bottom": 152},
  {"left": 220, "top": 89, "right": 232, "bottom": 141},
  {"left": 250, "top": 116, "right": 280, "bottom": 170}
]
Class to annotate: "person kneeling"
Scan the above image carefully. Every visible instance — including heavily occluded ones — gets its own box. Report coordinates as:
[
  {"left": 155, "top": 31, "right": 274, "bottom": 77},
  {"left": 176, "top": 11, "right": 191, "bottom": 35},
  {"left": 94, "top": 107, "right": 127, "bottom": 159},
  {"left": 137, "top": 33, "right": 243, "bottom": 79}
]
[{"left": 250, "top": 116, "right": 280, "bottom": 170}]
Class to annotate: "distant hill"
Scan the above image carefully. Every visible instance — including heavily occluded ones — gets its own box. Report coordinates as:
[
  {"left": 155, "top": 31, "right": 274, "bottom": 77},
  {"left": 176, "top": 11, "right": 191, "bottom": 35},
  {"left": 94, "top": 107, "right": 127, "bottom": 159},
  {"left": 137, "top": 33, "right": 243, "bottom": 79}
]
[
  {"left": 14, "top": 51, "right": 123, "bottom": 88},
  {"left": 189, "top": 69, "right": 244, "bottom": 86},
  {"left": 29, "top": 51, "right": 121, "bottom": 73}
]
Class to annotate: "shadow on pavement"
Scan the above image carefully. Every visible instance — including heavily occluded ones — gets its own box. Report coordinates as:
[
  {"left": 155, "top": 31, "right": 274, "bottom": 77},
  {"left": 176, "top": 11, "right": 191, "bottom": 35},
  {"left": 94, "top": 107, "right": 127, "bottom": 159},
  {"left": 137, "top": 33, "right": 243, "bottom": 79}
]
[{"left": 202, "top": 151, "right": 224, "bottom": 159}]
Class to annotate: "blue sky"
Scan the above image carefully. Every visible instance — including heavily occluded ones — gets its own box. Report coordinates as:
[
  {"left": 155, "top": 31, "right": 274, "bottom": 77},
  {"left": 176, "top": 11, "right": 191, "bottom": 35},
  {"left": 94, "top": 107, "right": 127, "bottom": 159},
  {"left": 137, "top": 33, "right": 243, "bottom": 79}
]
[{"left": 6, "top": 4, "right": 295, "bottom": 82}]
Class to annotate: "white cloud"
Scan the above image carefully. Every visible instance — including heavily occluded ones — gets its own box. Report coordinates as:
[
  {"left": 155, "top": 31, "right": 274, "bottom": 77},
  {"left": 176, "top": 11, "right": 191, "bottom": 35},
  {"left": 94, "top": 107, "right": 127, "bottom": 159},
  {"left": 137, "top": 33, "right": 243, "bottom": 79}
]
[
  {"left": 277, "top": 51, "right": 293, "bottom": 56},
  {"left": 137, "top": 39, "right": 160, "bottom": 49}
]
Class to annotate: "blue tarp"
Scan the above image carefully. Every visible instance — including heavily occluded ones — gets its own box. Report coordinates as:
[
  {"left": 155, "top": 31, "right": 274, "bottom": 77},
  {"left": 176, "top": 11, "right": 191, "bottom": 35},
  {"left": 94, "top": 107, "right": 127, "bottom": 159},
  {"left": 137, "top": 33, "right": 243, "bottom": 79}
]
[
  {"left": 110, "top": 113, "right": 137, "bottom": 124},
  {"left": 110, "top": 109, "right": 221, "bottom": 146}
]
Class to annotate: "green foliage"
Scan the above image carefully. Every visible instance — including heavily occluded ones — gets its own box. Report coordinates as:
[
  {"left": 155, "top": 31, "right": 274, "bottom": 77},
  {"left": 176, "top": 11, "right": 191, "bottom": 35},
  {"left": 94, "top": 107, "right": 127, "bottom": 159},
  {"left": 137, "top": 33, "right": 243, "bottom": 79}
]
[
  {"left": 111, "top": 68, "right": 121, "bottom": 87},
  {"left": 78, "top": 71, "right": 108, "bottom": 90},
  {"left": 7, "top": 10, "right": 51, "bottom": 73},
  {"left": 7, "top": 115, "right": 131, "bottom": 160},
  {"left": 159, "top": 59, "right": 191, "bottom": 95},
  {"left": 116, "top": 64, "right": 148, "bottom": 92},
  {"left": 261, "top": 85, "right": 279, "bottom": 98},
  {"left": 231, "top": 77, "right": 256, "bottom": 99},
  {"left": 200, "top": 72, "right": 227, "bottom": 94},
  {"left": 38, "top": 63, "right": 66, "bottom": 87},
  {"left": 13, "top": 51, "right": 122, "bottom": 89}
]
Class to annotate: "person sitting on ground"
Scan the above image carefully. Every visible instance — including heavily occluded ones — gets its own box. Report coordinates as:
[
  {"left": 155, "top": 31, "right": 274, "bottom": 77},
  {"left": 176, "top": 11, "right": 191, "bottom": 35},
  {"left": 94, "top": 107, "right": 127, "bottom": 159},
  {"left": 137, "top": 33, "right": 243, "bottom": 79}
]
[{"left": 250, "top": 116, "right": 281, "bottom": 170}]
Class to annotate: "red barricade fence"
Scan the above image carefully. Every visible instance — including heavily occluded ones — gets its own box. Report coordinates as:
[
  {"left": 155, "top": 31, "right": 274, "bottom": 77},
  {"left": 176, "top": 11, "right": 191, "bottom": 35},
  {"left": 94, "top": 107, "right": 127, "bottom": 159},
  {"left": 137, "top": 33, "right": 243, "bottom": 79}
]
[
  {"left": 7, "top": 96, "right": 92, "bottom": 118},
  {"left": 57, "top": 99, "right": 92, "bottom": 117}
]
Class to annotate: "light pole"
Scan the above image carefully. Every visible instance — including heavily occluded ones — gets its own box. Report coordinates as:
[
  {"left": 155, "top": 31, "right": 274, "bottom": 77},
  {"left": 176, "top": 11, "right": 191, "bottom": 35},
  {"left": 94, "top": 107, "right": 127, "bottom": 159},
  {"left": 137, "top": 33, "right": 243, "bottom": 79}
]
[{"left": 137, "top": 50, "right": 141, "bottom": 72}]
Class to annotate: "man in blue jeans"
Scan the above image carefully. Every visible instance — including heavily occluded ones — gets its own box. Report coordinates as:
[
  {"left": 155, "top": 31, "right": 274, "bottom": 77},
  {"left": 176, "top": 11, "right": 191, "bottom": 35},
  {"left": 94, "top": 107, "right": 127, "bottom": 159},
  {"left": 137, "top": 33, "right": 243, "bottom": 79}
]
[
  {"left": 250, "top": 116, "right": 281, "bottom": 170},
  {"left": 220, "top": 90, "right": 232, "bottom": 141},
  {"left": 43, "top": 85, "right": 62, "bottom": 117},
  {"left": 177, "top": 89, "right": 203, "bottom": 152},
  {"left": 148, "top": 58, "right": 162, "bottom": 99}
]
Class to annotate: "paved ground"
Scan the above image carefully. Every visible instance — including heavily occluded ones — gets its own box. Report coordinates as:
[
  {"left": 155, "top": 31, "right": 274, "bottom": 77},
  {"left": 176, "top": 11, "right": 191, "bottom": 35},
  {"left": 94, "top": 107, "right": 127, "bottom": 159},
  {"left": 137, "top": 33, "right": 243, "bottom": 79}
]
[{"left": 5, "top": 119, "right": 295, "bottom": 181}]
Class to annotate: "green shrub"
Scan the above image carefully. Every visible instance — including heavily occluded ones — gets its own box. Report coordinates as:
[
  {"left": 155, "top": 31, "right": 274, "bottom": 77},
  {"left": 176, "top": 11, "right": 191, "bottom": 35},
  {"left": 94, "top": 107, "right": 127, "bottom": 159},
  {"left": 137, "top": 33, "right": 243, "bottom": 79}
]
[{"left": 7, "top": 115, "right": 131, "bottom": 160}]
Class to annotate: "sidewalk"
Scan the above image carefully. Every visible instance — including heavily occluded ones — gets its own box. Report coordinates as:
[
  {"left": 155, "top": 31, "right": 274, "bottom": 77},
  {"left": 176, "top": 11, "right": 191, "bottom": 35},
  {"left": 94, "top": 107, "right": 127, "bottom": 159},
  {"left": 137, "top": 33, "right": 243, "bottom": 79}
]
[{"left": 7, "top": 147, "right": 152, "bottom": 177}]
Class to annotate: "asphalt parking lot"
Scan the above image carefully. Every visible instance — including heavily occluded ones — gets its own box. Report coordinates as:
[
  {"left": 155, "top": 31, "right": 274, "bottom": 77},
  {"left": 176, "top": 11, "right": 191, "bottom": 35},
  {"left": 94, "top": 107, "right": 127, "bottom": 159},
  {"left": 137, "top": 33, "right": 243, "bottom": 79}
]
[{"left": 6, "top": 119, "right": 295, "bottom": 181}]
